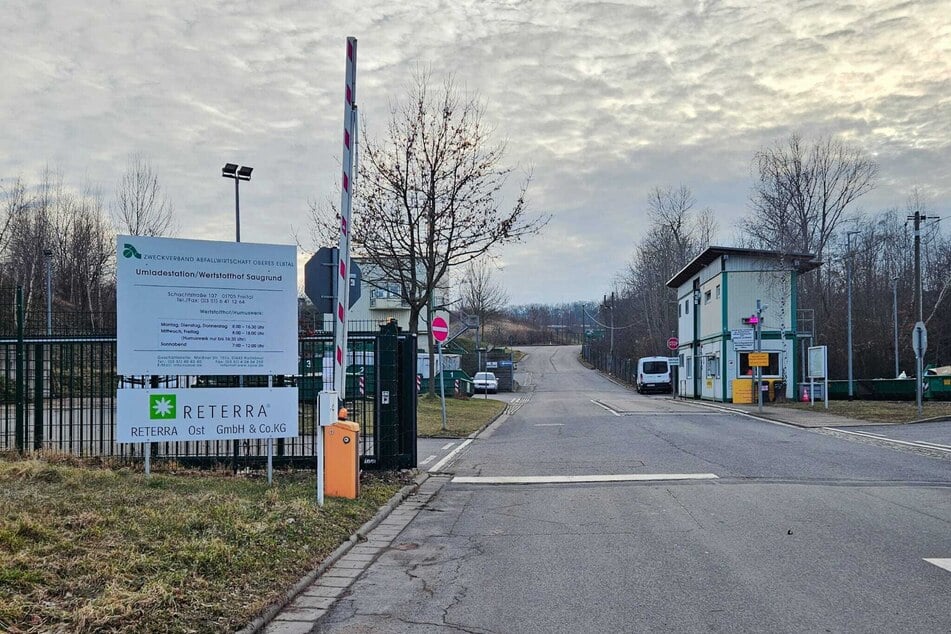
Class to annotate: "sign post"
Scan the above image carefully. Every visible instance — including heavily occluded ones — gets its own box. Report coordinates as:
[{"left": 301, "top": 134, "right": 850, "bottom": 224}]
[{"left": 432, "top": 315, "right": 449, "bottom": 431}]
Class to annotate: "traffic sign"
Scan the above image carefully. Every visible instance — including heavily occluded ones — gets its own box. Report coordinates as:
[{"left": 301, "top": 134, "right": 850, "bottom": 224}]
[
  {"left": 304, "top": 247, "right": 361, "bottom": 313},
  {"left": 912, "top": 321, "right": 928, "bottom": 357},
  {"left": 432, "top": 316, "right": 449, "bottom": 343},
  {"left": 666, "top": 336, "right": 679, "bottom": 351}
]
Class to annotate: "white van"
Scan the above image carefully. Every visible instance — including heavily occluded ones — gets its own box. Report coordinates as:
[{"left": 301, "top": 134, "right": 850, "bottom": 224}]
[{"left": 635, "top": 356, "right": 672, "bottom": 394}]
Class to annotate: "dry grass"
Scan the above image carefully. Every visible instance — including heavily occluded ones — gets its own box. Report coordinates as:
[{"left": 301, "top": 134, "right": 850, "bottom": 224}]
[
  {"left": 0, "top": 455, "right": 409, "bottom": 633},
  {"left": 417, "top": 395, "right": 506, "bottom": 437},
  {"left": 777, "top": 399, "right": 951, "bottom": 423}
]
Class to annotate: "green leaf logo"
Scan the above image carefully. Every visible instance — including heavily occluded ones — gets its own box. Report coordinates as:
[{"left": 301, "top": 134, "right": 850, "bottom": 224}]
[
  {"left": 149, "top": 394, "right": 176, "bottom": 420},
  {"left": 123, "top": 244, "right": 142, "bottom": 259}
]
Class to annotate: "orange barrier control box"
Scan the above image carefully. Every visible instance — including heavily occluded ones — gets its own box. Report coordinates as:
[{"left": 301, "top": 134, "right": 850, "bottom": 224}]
[{"left": 324, "top": 421, "right": 360, "bottom": 499}]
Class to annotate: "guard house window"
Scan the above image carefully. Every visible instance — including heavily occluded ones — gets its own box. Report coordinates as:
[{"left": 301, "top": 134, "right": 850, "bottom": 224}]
[
  {"left": 704, "top": 290, "right": 712, "bottom": 304},
  {"left": 716, "top": 284, "right": 721, "bottom": 299},
  {"left": 685, "top": 300, "right": 689, "bottom": 315},
  {"left": 686, "top": 357, "right": 693, "bottom": 379},
  {"left": 706, "top": 356, "right": 719, "bottom": 378},
  {"left": 739, "top": 352, "right": 780, "bottom": 376},
  {"left": 679, "top": 303, "right": 682, "bottom": 317}
]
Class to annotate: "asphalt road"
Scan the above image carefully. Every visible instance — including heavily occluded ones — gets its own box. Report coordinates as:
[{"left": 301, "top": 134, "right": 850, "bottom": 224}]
[{"left": 319, "top": 345, "right": 951, "bottom": 633}]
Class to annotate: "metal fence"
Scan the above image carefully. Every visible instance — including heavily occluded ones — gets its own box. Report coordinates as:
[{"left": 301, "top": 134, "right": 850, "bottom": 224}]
[{"left": 1, "top": 287, "right": 417, "bottom": 469}]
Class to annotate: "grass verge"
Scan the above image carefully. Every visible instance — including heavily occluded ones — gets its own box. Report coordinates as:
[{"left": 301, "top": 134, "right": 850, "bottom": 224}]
[
  {"left": 777, "top": 399, "right": 951, "bottom": 423},
  {"left": 417, "top": 395, "right": 506, "bottom": 437},
  {"left": 0, "top": 455, "right": 410, "bottom": 633}
]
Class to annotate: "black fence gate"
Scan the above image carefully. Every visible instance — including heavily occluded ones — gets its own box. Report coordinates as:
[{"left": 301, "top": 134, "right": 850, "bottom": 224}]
[{"left": 1, "top": 286, "right": 416, "bottom": 470}]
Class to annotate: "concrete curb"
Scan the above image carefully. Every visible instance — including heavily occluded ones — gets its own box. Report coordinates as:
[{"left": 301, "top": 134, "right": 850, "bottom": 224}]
[{"left": 238, "top": 472, "right": 430, "bottom": 634}]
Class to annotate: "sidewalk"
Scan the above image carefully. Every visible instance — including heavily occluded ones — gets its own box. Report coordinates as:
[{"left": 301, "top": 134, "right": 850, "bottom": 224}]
[{"left": 687, "top": 400, "right": 888, "bottom": 428}]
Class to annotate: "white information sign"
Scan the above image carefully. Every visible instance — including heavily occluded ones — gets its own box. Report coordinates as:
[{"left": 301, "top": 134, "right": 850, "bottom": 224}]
[
  {"left": 116, "top": 387, "right": 299, "bottom": 442},
  {"left": 116, "top": 236, "right": 298, "bottom": 375},
  {"left": 808, "top": 345, "right": 828, "bottom": 379},
  {"left": 731, "top": 328, "right": 755, "bottom": 351}
]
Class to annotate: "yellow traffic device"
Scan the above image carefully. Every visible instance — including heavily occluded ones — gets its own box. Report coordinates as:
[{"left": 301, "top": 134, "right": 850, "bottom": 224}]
[{"left": 324, "top": 421, "right": 360, "bottom": 499}]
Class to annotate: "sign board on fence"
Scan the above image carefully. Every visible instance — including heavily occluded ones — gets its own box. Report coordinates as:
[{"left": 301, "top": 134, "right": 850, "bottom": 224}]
[
  {"left": 116, "top": 236, "right": 298, "bottom": 375},
  {"left": 116, "top": 387, "right": 299, "bottom": 442},
  {"left": 748, "top": 352, "right": 769, "bottom": 367},
  {"left": 731, "top": 329, "right": 755, "bottom": 351}
]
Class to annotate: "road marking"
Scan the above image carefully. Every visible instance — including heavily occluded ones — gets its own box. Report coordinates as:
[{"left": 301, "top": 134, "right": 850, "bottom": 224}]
[
  {"left": 826, "top": 428, "right": 951, "bottom": 454},
  {"left": 441, "top": 442, "right": 456, "bottom": 450},
  {"left": 534, "top": 423, "right": 564, "bottom": 426},
  {"left": 419, "top": 454, "right": 437, "bottom": 465},
  {"left": 451, "top": 473, "right": 719, "bottom": 485},
  {"left": 924, "top": 558, "right": 951, "bottom": 573},
  {"left": 591, "top": 400, "right": 622, "bottom": 416},
  {"left": 429, "top": 438, "right": 473, "bottom": 473}
]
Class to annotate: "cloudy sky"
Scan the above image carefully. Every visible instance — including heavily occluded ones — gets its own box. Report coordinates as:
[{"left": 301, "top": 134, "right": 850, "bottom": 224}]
[{"left": 3, "top": 0, "right": 949, "bottom": 304}]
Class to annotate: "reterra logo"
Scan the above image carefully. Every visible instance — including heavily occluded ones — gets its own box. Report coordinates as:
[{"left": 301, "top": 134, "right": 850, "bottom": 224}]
[
  {"left": 122, "top": 244, "right": 142, "bottom": 259},
  {"left": 149, "top": 394, "right": 177, "bottom": 420}
]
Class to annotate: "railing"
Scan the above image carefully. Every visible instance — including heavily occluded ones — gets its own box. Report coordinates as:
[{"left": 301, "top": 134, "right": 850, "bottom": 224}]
[{"left": 0, "top": 334, "right": 408, "bottom": 468}]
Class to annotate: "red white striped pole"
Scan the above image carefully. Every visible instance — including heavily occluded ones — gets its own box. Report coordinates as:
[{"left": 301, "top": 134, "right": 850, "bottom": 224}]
[
  {"left": 359, "top": 375, "right": 365, "bottom": 397},
  {"left": 417, "top": 374, "right": 421, "bottom": 393},
  {"left": 333, "top": 37, "right": 358, "bottom": 401}
]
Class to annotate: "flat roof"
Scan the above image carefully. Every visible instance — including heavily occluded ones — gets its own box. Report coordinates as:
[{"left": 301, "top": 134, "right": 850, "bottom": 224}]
[{"left": 666, "top": 246, "right": 821, "bottom": 288}]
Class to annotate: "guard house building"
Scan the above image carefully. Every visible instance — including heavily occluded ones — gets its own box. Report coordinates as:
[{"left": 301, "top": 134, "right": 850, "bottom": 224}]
[{"left": 666, "top": 247, "right": 821, "bottom": 402}]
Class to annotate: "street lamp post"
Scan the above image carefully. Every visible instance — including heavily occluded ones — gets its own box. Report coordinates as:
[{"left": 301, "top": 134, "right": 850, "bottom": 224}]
[
  {"left": 846, "top": 231, "right": 860, "bottom": 401},
  {"left": 44, "top": 249, "right": 53, "bottom": 336},
  {"left": 221, "top": 163, "right": 253, "bottom": 476},
  {"left": 892, "top": 275, "right": 900, "bottom": 378},
  {"left": 222, "top": 163, "right": 253, "bottom": 242}
]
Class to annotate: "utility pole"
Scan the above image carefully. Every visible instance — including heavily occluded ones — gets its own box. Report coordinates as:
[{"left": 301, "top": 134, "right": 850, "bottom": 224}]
[
  {"left": 846, "top": 231, "right": 859, "bottom": 401},
  {"left": 581, "top": 303, "right": 586, "bottom": 351},
  {"left": 756, "top": 299, "right": 764, "bottom": 413},
  {"left": 610, "top": 292, "right": 615, "bottom": 360},
  {"left": 908, "top": 208, "right": 935, "bottom": 415}
]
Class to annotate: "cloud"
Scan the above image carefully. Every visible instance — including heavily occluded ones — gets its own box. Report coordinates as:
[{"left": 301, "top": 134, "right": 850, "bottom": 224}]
[{"left": 1, "top": 0, "right": 948, "bottom": 303}]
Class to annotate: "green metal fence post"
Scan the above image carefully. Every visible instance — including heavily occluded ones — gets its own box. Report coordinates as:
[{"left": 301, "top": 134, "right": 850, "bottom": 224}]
[
  {"left": 34, "top": 342, "right": 44, "bottom": 450},
  {"left": 15, "top": 286, "right": 25, "bottom": 453}
]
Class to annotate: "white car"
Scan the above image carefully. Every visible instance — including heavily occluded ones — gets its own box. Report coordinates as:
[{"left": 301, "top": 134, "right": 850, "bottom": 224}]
[{"left": 473, "top": 371, "right": 498, "bottom": 394}]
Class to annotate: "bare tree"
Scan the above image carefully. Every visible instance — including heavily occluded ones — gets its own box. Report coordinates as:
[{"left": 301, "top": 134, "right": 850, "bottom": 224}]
[
  {"left": 0, "top": 178, "right": 29, "bottom": 271},
  {"left": 615, "top": 185, "right": 716, "bottom": 355},
  {"left": 458, "top": 259, "right": 509, "bottom": 341},
  {"left": 311, "top": 71, "right": 547, "bottom": 393},
  {"left": 743, "top": 134, "right": 877, "bottom": 260},
  {"left": 111, "top": 153, "right": 177, "bottom": 236}
]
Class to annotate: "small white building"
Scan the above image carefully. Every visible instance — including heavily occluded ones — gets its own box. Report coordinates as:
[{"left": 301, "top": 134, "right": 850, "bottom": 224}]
[
  {"left": 319, "top": 259, "right": 450, "bottom": 353},
  {"left": 666, "top": 247, "right": 820, "bottom": 402}
]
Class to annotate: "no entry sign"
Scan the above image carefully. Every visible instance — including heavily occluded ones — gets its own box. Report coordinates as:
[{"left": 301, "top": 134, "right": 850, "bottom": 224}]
[
  {"left": 432, "top": 316, "right": 449, "bottom": 343},
  {"left": 667, "top": 336, "right": 679, "bottom": 350}
]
